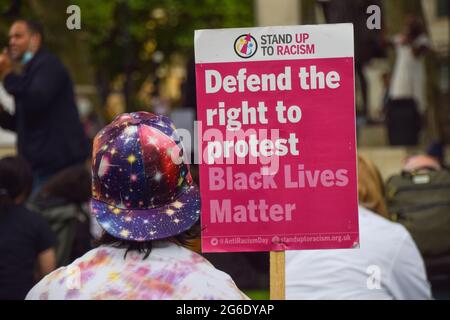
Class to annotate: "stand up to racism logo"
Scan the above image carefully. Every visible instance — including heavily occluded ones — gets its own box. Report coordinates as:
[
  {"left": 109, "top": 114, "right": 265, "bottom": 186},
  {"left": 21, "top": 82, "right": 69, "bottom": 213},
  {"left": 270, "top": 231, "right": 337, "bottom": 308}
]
[{"left": 234, "top": 34, "right": 257, "bottom": 58}]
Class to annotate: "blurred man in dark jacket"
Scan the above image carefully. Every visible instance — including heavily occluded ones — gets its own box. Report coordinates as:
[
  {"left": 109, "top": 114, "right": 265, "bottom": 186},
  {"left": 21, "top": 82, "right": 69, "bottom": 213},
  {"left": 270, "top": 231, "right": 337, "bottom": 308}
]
[{"left": 0, "top": 20, "right": 89, "bottom": 190}]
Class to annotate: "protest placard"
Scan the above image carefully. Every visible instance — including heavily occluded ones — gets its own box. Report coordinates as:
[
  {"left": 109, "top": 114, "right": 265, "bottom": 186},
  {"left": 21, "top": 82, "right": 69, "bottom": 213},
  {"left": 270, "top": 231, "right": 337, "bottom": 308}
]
[{"left": 195, "top": 24, "right": 358, "bottom": 255}]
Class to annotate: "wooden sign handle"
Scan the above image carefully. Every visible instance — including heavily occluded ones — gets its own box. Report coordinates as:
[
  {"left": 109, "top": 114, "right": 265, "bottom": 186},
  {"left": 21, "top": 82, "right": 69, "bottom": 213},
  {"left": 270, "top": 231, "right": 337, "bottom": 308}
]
[{"left": 270, "top": 251, "right": 285, "bottom": 300}]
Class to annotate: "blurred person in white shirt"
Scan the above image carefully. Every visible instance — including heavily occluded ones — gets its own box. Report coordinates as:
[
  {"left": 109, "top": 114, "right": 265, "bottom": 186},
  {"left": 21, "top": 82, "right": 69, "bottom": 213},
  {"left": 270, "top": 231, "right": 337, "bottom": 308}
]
[{"left": 286, "top": 155, "right": 432, "bottom": 300}]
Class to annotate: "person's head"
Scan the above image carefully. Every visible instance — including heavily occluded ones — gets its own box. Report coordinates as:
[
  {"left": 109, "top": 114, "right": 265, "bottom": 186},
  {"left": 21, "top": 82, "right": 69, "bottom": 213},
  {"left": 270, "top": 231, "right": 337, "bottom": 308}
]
[
  {"left": 357, "top": 154, "right": 389, "bottom": 218},
  {"left": 403, "top": 154, "right": 441, "bottom": 173},
  {"left": 0, "top": 156, "right": 33, "bottom": 211},
  {"left": 8, "top": 19, "right": 44, "bottom": 62},
  {"left": 404, "top": 15, "right": 425, "bottom": 40},
  {"left": 91, "top": 112, "right": 201, "bottom": 259},
  {"left": 34, "top": 162, "right": 91, "bottom": 204}
]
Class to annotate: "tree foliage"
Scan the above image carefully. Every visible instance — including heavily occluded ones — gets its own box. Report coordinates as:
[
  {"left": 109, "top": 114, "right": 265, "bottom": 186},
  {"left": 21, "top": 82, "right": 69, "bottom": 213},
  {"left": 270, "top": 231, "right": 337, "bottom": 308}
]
[
  {"left": 73, "top": 0, "right": 255, "bottom": 108},
  {"left": 0, "top": 0, "right": 255, "bottom": 110}
]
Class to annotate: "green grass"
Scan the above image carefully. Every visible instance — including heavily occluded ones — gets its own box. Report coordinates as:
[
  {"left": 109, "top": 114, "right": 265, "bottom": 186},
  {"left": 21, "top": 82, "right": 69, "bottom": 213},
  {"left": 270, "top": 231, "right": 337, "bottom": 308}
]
[{"left": 243, "top": 290, "right": 270, "bottom": 300}]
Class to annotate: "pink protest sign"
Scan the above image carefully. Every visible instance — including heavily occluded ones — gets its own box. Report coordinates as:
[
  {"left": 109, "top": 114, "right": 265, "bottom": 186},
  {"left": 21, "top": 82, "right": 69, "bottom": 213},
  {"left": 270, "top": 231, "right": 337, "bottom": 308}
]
[{"left": 194, "top": 24, "right": 358, "bottom": 253}]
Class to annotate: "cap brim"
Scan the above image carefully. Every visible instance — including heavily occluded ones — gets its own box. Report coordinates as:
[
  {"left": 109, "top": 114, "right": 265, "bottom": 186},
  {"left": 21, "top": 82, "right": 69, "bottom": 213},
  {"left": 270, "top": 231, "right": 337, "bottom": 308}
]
[{"left": 91, "top": 184, "right": 200, "bottom": 241}]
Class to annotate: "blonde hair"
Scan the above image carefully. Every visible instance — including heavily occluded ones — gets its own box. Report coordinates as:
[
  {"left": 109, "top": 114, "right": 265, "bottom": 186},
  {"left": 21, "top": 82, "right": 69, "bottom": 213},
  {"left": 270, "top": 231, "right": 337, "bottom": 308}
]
[{"left": 357, "top": 154, "right": 389, "bottom": 218}]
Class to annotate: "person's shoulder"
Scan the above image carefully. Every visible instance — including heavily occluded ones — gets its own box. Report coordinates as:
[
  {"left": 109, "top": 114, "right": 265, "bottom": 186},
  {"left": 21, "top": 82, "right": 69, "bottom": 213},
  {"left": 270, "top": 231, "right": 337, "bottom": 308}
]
[
  {"left": 26, "top": 247, "right": 106, "bottom": 300},
  {"left": 178, "top": 265, "right": 249, "bottom": 300},
  {"left": 359, "top": 206, "right": 393, "bottom": 226},
  {"left": 38, "top": 50, "right": 59, "bottom": 63},
  {"left": 152, "top": 242, "right": 247, "bottom": 292},
  {"left": 13, "top": 204, "right": 47, "bottom": 223},
  {"left": 150, "top": 243, "right": 247, "bottom": 299},
  {"left": 359, "top": 206, "right": 409, "bottom": 238},
  {"left": 25, "top": 264, "right": 67, "bottom": 300},
  {"left": 176, "top": 250, "right": 248, "bottom": 299},
  {"left": 34, "top": 50, "right": 67, "bottom": 72}
]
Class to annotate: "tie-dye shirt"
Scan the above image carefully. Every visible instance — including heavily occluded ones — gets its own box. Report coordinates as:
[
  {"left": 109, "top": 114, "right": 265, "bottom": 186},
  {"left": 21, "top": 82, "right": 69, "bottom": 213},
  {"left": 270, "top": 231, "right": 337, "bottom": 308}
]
[{"left": 25, "top": 241, "right": 249, "bottom": 300}]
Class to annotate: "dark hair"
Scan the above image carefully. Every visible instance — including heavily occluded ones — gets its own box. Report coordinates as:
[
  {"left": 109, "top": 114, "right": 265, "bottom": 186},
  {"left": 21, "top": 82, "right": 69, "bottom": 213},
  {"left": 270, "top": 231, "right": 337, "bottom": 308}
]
[
  {"left": 95, "top": 220, "right": 201, "bottom": 259},
  {"left": 14, "top": 19, "right": 45, "bottom": 42},
  {"left": 0, "top": 156, "right": 33, "bottom": 211},
  {"left": 35, "top": 163, "right": 91, "bottom": 204},
  {"left": 405, "top": 15, "right": 425, "bottom": 40}
]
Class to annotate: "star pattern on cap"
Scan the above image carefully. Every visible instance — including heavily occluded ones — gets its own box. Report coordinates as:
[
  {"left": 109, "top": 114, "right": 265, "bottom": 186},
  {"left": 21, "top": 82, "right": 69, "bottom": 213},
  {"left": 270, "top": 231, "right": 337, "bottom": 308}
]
[{"left": 91, "top": 112, "right": 199, "bottom": 241}]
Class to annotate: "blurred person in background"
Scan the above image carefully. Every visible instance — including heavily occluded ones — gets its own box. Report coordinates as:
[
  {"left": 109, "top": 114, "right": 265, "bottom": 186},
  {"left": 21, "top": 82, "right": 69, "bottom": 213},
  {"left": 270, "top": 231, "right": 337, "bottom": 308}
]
[
  {"left": 385, "top": 15, "right": 430, "bottom": 145},
  {"left": 386, "top": 154, "right": 450, "bottom": 299},
  {"left": 402, "top": 154, "right": 442, "bottom": 173},
  {"left": 0, "top": 156, "right": 56, "bottom": 300},
  {"left": 28, "top": 161, "right": 93, "bottom": 268},
  {"left": 0, "top": 19, "right": 89, "bottom": 192},
  {"left": 286, "top": 154, "right": 431, "bottom": 300}
]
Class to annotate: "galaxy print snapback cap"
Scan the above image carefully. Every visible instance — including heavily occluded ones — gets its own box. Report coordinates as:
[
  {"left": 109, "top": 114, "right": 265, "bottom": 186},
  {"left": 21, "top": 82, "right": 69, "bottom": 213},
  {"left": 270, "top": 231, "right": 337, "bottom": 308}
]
[{"left": 91, "top": 112, "right": 200, "bottom": 241}]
